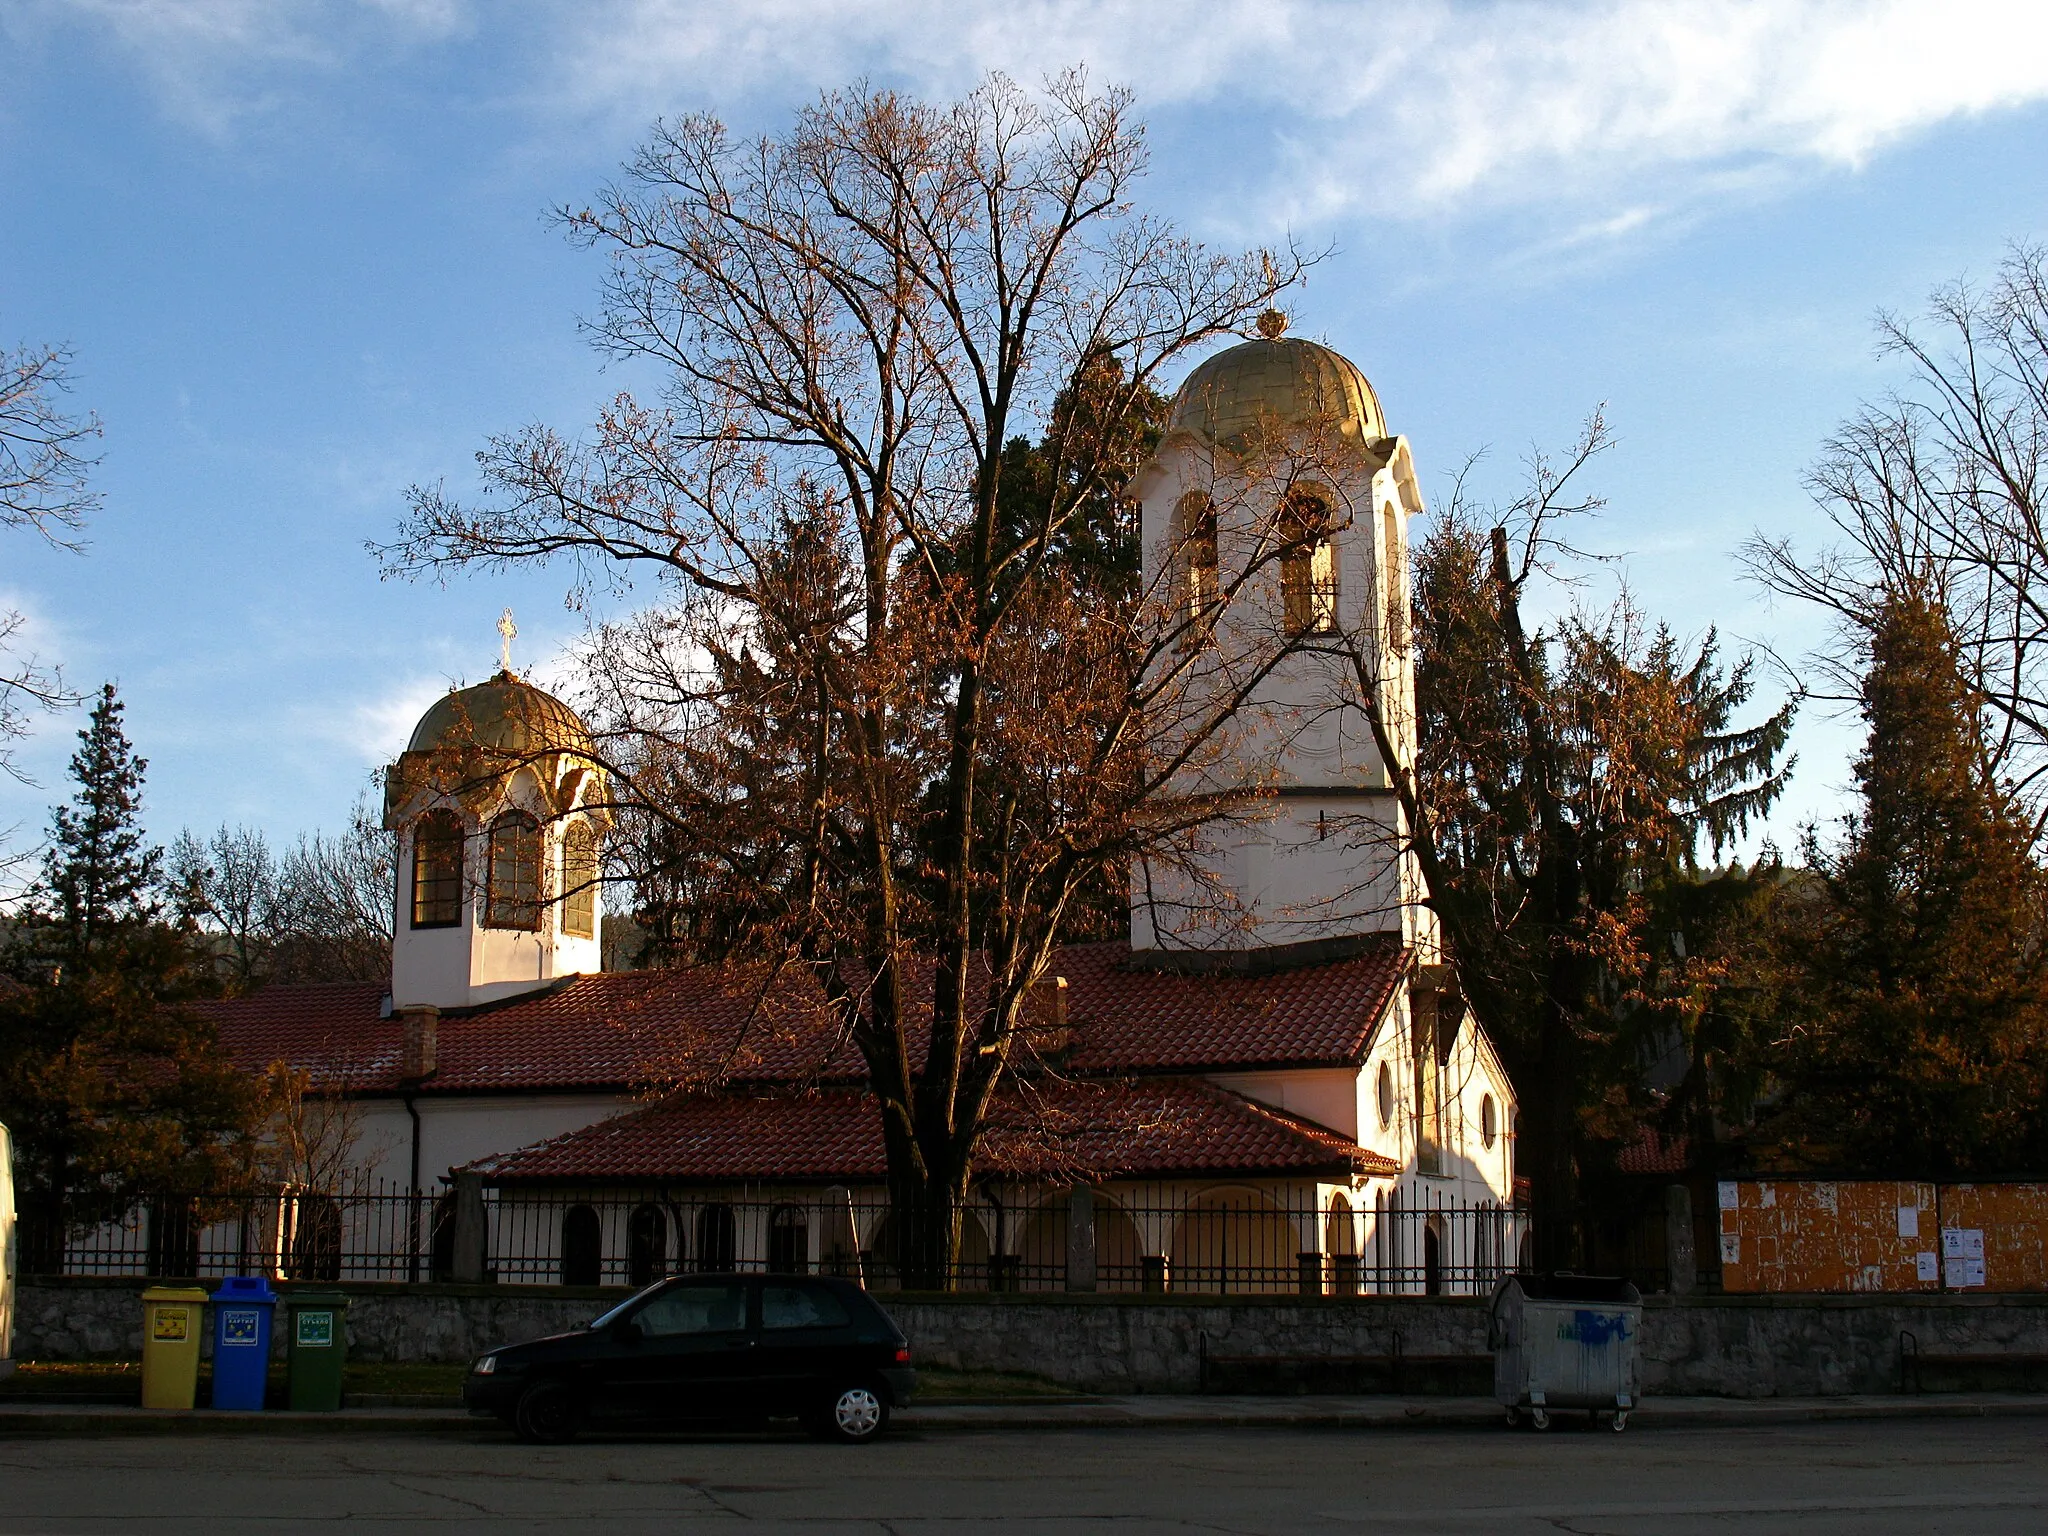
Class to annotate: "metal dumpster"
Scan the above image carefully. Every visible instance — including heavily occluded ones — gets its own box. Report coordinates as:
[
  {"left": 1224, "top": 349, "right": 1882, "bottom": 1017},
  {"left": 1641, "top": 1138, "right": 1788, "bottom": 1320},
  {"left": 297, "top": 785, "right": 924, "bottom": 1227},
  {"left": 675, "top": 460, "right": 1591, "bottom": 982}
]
[{"left": 1489, "top": 1272, "right": 1643, "bottom": 1431}]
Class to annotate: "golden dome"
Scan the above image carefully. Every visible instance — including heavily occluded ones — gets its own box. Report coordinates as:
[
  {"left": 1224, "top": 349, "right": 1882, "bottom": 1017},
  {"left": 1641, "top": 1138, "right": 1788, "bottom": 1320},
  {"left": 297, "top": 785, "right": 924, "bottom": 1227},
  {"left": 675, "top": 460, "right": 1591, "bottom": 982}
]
[
  {"left": 405, "top": 671, "right": 594, "bottom": 758},
  {"left": 1169, "top": 323, "right": 1386, "bottom": 447}
]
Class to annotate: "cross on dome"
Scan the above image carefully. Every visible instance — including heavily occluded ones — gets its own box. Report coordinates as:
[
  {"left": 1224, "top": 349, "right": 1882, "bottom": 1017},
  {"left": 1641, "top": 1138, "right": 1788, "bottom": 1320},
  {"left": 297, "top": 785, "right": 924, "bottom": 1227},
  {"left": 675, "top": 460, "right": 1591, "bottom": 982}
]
[{"left": 497, "top": 608, "right": 517, "bottom": 673}]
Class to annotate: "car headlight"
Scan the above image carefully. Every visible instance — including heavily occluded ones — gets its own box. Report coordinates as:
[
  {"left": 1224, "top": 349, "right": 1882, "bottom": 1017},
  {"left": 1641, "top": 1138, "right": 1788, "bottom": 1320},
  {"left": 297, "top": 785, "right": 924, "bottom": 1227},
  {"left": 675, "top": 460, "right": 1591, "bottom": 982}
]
[{"left": 473, "top": 1355, "right": 497, "bottom": 1375}]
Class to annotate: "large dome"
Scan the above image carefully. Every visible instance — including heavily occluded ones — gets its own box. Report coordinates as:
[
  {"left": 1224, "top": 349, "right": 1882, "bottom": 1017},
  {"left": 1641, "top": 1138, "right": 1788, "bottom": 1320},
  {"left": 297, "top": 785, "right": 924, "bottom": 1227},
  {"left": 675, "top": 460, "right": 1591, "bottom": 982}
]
[
  {"left": 405, "top": 671, "right": 594, "bottom": 759},
  {"left": 1169, "top": 317, "right": 1386, "bottom": 447}
]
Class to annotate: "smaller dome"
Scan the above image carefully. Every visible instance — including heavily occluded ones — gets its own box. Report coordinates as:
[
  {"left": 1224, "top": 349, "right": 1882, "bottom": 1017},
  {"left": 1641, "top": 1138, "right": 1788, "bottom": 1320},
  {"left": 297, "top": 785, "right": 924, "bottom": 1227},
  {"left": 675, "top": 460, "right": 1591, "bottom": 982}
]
[
  {"left": 406, "top": 671, "right": 594, "bottom": 759},
  {"left": 1169, "top": 329, "right": 1386, "bottom": 447}
]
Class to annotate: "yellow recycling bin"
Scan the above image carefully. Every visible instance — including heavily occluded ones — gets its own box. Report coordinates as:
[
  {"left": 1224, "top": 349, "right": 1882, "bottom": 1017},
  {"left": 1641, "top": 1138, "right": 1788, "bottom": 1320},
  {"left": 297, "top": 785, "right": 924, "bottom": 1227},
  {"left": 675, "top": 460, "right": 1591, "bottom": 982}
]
[{"left": 140, "top": 1286, "right": 208, "bottom": 1410}]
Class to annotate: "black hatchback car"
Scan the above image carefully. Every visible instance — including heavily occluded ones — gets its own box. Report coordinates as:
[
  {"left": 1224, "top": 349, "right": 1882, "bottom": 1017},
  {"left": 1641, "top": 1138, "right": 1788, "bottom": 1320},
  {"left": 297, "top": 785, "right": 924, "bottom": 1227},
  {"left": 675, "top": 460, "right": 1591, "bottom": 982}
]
[{"left": 463, "top": 1273, "right": 915, "bottom": 1443}]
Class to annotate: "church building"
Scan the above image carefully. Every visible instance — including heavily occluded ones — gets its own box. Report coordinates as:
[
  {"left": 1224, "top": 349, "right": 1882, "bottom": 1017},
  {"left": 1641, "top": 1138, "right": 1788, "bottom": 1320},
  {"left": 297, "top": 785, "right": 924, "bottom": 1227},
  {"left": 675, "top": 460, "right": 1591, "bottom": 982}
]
[{"left": 202, "top": 322, "right": 1520, "bottom": 1294}]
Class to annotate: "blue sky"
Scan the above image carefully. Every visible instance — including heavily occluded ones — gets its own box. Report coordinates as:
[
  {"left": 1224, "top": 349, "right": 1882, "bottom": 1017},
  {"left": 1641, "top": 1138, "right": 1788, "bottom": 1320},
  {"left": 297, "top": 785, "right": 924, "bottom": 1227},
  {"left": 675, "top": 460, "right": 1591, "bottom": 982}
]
[{"left": 3, "top": 0, "right": 2046, "bottom": 862}]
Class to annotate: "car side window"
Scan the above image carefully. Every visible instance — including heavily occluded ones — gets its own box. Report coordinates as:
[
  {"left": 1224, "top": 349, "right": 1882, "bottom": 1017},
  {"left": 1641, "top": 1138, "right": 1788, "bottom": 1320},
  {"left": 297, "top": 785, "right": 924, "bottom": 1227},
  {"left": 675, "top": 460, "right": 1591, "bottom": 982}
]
[
  {"left": 635, "top": 1284, "right": 749, "bottom": 1337},
  {"left": 761, "top": 1284, "right": 851, "bottom": 1331}
]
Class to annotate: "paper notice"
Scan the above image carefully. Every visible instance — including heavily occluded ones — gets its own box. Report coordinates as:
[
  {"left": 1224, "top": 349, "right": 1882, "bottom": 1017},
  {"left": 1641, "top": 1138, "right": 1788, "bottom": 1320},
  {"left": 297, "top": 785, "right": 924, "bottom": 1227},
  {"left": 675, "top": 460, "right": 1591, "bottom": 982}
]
[
  {"left": 1897, "top": 1206, "right": 1919, "bottom": 1239},
  {"left": 1943, "top": 1227, "right": 1965, "bottom": 1258},
  {"left": 1718, "top": 1181, "right": 1739, "bottom": 1211},
  {"left": 1720, "top": 1234, "right": 1740, "bottom": 1264},
  {"left": 1945, "top": 1256, "right": 1988, "bottom": 1288},
  {"left": 1963, "top": 1229, "right": 1985, "bottom": 1259},
  {"left": 1916, "top": 1252, "right": 1939, "bottom": 1283}
]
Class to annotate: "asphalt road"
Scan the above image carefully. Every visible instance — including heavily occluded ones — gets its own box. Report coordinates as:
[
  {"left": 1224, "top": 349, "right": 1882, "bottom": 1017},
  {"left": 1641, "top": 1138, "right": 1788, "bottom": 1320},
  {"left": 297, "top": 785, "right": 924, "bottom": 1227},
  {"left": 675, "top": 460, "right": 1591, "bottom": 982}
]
[{"left": 2, "top": 1418, "right": 2045, "bottom": 1534}]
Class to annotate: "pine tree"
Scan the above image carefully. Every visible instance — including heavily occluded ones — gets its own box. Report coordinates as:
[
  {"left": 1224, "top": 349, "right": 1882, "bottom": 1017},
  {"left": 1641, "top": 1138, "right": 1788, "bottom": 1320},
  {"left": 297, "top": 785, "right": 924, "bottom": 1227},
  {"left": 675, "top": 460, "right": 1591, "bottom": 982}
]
[
  {"left": 44, "top": 684, "right": 161, "bottom": 965},
  {"left": 0, "top": 684, "right": 264, "bottom": 1268},
  {"left": 1759, "top": 588, "right": 2048, "bottom": 1174}
]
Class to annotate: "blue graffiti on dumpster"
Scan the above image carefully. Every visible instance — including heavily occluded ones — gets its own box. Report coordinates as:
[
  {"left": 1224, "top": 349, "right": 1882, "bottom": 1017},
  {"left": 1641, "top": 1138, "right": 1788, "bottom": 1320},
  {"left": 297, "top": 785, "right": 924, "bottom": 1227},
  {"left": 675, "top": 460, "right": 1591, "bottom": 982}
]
[{"left": 1555, "top": 1310, "right": 1632, "bottom": 1346}]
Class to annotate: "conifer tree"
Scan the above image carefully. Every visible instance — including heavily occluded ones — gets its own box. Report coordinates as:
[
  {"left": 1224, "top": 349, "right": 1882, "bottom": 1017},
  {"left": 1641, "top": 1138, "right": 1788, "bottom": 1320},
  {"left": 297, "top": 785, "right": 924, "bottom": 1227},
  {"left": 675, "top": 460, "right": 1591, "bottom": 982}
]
[
  {"left": 1759, "top": 588, "right": 2048, "bottom": 1174},
  {"left": 44, "top": 684, "right": 161, "bottom": 964},
  {"left": 0, "top": 684, "right": 263, "bottom": 1268}
]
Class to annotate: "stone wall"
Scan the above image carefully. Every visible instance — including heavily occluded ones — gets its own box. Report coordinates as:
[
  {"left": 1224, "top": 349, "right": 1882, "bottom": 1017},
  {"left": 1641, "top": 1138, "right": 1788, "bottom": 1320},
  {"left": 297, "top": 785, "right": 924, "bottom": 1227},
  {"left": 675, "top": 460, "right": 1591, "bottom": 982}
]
[{"left": 17, "top": 1277, "right": 2048, "bottom": 1397}]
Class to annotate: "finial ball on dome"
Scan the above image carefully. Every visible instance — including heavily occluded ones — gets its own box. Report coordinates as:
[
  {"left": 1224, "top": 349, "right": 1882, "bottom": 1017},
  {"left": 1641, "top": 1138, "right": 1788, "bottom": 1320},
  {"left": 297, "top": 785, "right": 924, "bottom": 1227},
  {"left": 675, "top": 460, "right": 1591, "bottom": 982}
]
[{"left": 1256, "top": 309, "right": 1288, "bottom": 339}]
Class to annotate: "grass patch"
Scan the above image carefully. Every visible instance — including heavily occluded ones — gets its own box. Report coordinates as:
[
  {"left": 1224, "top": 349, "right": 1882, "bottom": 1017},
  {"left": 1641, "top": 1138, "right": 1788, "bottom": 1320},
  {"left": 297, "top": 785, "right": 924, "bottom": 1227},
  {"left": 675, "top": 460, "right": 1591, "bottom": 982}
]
[
  {"left": 5, "top": 1361, "right": 142, "bottom": 1396},
  {"left": 911, "top": 1366, "right": 1080, "bottom": 1400},
  {"left": 340, "top": 1363, "right": 468, "bottom": 1397}
]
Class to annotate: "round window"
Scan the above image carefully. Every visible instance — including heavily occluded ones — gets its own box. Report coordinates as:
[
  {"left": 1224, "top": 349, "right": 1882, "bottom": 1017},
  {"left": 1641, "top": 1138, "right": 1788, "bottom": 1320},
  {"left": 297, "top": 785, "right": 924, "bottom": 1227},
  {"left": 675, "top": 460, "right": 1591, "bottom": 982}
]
[
  {"left": 1376, "top": 1061, "right": 1395, "bottom": 1128},
  {"left": 1481, "top": 1094, "right": 1498, "bottom": 1149}
]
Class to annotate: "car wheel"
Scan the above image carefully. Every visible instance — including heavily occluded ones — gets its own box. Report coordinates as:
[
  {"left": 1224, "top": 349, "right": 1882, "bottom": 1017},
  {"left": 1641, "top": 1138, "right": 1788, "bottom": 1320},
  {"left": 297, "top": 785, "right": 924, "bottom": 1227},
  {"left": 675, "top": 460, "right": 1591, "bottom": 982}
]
[
  {"left": 513, "top": 1381, "right": 585, "bottom": 1444},
  {"left": 815, "top": 1382, "right": 889, "bottom": 1444}
]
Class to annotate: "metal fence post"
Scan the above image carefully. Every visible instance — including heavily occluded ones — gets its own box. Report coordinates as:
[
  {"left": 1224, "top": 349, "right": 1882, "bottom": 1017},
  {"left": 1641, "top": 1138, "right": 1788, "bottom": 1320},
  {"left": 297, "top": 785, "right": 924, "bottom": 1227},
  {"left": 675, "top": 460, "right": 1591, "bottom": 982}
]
[{"left": 1066, "top": 1186, "right": 1097, "bottom": 1293}]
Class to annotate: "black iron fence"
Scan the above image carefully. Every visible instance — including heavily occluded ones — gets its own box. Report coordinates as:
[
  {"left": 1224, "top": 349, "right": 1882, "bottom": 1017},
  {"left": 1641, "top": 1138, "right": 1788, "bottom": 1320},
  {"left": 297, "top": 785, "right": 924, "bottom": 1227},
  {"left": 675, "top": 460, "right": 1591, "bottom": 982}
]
[
  {"left": 55, "top": 1185, "right": 441, "bottom": 1284},
  {"left": 51, "top": 1183, "right": 1532, "bottom": 1297}
]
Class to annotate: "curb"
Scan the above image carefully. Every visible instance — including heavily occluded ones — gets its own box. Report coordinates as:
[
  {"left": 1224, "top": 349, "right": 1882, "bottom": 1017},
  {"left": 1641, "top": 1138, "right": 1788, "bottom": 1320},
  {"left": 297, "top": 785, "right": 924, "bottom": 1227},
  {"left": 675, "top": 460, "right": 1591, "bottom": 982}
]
[{"left": 7, "top": 1394, "right": 2048, "bottom": 1436}]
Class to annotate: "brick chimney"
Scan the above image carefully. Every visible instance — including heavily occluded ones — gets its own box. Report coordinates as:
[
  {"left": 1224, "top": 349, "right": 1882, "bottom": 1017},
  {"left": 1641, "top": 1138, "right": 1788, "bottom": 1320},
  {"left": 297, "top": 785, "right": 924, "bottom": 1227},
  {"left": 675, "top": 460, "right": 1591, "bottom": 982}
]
[{"left": 398, "top": 1004, "right": 440, "bottom": 1081}]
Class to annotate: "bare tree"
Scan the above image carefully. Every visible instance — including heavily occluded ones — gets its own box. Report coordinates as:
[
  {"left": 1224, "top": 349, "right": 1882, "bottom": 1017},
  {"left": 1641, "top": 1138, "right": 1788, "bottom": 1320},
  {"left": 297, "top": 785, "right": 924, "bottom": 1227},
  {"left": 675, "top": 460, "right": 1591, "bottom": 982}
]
[
  {"left": 172, "top": 794, "right": 395, "bottom": 989},
  {"left": 0, "top": 338, "right": 97, "bottom": 789},
  {"left": 170, "top": 825, "right": 280, "bottom": 988},
  {"left": 386, "top": 75, "right": 1309, "bottom": 1283},
  {"left": 1745, "top": 243, "right": 2048, "bottom": 826},
  {"left": 269, "top": 797, "right": 395, "bottom": 984}
]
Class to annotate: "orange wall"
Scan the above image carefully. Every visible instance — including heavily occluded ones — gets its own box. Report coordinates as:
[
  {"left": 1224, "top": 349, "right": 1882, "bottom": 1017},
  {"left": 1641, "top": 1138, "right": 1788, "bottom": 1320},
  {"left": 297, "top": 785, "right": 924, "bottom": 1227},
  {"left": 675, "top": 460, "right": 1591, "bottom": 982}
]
[{"left": 1718, "top": 1180, "right": 1938, "bottom": 1294}]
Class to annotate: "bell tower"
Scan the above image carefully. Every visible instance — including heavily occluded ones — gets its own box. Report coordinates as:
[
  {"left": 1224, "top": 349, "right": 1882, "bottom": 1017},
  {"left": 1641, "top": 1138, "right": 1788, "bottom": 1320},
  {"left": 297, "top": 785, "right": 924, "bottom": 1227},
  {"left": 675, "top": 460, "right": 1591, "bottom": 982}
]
[
  {"left": 1129, "top": 314, "right": 1430, "bottom": 959},
  {"left": 384, "top": 671, "right": 609, "bottom": 1008}
]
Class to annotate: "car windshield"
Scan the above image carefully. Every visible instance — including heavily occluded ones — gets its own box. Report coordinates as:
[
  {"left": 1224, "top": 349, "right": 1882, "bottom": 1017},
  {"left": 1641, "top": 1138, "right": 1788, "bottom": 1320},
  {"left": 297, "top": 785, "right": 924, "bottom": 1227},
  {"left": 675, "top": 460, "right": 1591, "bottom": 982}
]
[{"left": 586, "top": 1286, "right": 660, "bottom": 1331}]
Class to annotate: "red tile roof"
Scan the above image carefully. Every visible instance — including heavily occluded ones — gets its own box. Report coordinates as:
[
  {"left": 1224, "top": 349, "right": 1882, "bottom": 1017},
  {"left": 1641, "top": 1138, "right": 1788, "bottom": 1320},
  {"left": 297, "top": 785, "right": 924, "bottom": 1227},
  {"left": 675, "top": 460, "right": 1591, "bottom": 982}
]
[
  {"left": 203, "top": 936, "right": 1407, "bottom": 1096},
  {"left": 1616, "top": 1126, "right": 1693, "bottom": 1175},
  {"left": 471, "top": 1077, "right": 1398, "bottom": 1184}
]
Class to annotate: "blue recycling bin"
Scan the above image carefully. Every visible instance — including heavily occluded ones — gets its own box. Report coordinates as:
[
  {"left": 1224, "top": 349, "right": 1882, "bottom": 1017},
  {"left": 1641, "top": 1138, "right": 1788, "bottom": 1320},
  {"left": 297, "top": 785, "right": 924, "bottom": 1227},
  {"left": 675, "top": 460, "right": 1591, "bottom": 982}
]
[{"left": 209, "top": 1276, "right": 278, "bottom": 1411}]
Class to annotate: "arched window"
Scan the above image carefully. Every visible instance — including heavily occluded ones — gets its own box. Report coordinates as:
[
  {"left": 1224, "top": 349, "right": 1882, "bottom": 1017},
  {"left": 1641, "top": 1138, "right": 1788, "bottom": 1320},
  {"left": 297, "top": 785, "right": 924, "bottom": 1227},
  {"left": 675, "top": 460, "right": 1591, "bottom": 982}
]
[
  {"left": 410, "top": 810, "right": 463, "bottom": 929},
  {"left": 696, "top": 1203, "right": 736, "bottom": 1273},
  {"left": 561, "top": 821, "right": 597, "bottom": 940},
  {"left": 486, "top": 810, "right": 542, "bottom": 931},
  {"left": 1177, "top": 491, "right": 1220, "bottom": 634},
  {"left": 628, "top": 1203, "right": 669, "bottom": 1287},
  {"left": 1383, "top": 502, "right": 1408, "bottom": 651},
  {"left": 1279, "top": 488, "right": 1337, "bottom": 635},
  {"left": 561, "top": 1205, "right": 602, "bottom": 1286},
  {"left": 768, "top": 1205, "right": 809, "bottom": 1275},
  {"left": 1480, "top": 1094, "right": 1498, "bottom": 1150}
]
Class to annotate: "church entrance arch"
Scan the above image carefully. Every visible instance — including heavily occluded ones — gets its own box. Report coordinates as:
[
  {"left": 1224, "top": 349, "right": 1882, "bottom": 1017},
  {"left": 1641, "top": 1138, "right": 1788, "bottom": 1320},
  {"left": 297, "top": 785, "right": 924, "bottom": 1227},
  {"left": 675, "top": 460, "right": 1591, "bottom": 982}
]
[
  {"left": 560, "top": 1204, "right": 602, "bottom": 1286},
  {"left": 627, "top": 1203, "right": 669, "bottom": 1286},
  {"left": 1325, "top": 1193, "right": 1360, "bottom": 1296},
  {"left": 1170, "top": 1188, "right": 1295, "bottom": 1295},
  {"left": 695, "top": 1203, "right": 736, "bottom": 1273},
  {"left": 865, "top": 1206, "right": 990, "bottom": 1288},
  {"left": 1015, "top": 1193, "right": 1145, "bottom": 1291}
]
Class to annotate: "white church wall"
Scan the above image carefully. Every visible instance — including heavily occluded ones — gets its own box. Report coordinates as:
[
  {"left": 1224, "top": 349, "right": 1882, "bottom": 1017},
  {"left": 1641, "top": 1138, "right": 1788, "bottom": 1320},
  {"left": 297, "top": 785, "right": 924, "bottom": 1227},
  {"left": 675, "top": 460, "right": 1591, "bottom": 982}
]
[
  {"left": 345, "top": 1094, "right": 632, "bottom": 1192},
  {"left": 1205, "top": 1067, "right": 1361, "bottom": 1140},
  {"left": 1131, "top": 797, "right": 1410, "bottom": 951}
]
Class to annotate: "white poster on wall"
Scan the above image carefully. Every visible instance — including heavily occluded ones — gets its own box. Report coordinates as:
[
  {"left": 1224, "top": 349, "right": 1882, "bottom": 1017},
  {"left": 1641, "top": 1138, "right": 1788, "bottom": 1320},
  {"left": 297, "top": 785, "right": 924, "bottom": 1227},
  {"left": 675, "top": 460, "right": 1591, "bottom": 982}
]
[{"left": 1897, "top": 1206, "right": 1919, "bottom": 1239}]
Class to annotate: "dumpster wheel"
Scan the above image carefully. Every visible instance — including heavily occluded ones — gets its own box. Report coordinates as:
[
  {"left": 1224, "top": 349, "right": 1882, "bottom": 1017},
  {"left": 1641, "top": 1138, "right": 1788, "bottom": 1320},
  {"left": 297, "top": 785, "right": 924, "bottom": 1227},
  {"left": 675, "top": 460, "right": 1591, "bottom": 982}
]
[
  {"left": 1610, "top": 1409, "right": 1629, "bottom": 1433},
  {"left": 1529, "top": 1407, "right": 1551, "bottom": 1431}
]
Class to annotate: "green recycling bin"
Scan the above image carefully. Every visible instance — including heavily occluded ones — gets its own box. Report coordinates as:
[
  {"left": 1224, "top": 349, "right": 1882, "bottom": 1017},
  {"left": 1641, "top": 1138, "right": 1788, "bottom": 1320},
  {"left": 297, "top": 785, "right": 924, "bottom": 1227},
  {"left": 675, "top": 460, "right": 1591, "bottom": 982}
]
[{"left": 283, "top": 1291, "right": 350, "bottom": 1411}]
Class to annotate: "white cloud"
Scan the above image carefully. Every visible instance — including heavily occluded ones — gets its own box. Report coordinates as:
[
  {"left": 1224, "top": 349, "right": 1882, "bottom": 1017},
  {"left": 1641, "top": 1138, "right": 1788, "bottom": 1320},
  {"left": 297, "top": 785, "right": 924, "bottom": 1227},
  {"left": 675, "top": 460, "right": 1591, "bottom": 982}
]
[
  {"left": 314, "top": 673, "right": 449, "bottom": 768},
  {"left": 547, "top": 0, "right": 2048, "bottom": 227},
  {"left": 34, "top": 0, "right": 2048, "bottom": 228}
]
